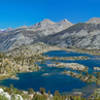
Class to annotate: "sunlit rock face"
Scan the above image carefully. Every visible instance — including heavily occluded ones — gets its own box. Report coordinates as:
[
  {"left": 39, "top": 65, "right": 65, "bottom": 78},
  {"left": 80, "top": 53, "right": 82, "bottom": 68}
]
[
  {"left": 0, "top": 19, "right": 73, "bottom": 51},
  {"left": 87, "top": 17, "right": 100, "bottom": 24},
  {"left": 32, "top": 18, "right": 73, "bottom": 36},
  {"left": 1, "top": 18, "right": 100, "bottom": 51},
  {"left": 43, "top": 23, "right": 100, "bottom": 49}
]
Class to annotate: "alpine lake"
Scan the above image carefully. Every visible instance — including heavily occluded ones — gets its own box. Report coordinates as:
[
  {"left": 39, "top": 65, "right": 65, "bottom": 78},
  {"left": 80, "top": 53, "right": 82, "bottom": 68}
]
[{"left": 0, "top": 50, "right": 100, "bottom": 97}]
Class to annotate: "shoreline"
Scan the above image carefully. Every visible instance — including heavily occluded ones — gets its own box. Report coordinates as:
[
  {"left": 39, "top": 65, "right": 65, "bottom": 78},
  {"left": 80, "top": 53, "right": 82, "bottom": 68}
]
[{"left": 0, "top": 44, "right": 100, "bottom": 80}]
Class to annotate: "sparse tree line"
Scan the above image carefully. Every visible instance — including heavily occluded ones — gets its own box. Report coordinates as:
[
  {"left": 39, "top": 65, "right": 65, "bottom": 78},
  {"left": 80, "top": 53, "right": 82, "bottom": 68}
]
[{"left": 0, "top": 52, "right": 43, "bottom": 80}]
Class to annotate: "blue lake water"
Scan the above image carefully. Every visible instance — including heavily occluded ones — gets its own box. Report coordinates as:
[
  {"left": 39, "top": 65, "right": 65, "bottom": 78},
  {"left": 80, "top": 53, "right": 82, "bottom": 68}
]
[{"left": 0, "top": 50, "right": 100, "bottom": 94}]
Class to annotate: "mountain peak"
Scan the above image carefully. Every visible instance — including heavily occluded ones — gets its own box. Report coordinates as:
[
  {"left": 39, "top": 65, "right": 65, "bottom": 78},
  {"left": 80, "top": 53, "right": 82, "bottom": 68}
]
[
  {"left": 87, "top": 17, "right": 100, "bottom": 24},
  {"left": 58, "top": 19, "right": 73, "bottom": 26},
  {"left": 63, "top": 19, "right": 70, "bottom": 22},
  {"left": 20, "top": 25, "right": 28, "bottom": 28},
  {"left": 33, "top": 19, "right": 55, "bottom": 29},
  {"left": 41, "top": 19, "right": 55, "bottom": 24}
]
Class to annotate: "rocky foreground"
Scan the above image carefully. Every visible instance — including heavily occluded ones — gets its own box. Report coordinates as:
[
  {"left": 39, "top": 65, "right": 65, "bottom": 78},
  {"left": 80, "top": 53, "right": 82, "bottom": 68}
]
[{"left": 0, "top": 85, "right": 100, "bottom": 100}]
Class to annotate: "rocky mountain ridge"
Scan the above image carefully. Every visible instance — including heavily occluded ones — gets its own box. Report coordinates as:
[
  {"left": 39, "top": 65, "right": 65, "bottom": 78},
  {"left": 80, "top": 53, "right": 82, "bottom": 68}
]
[
  {"left": 87, "top": 17, "right": 100, "bottom": 24},
  {"left": 0, "top": 18, "right": 73, "bottom": 51},
  {"left": 43, "top": 23, "right": 100, "bottom": 49},
  {"left": 0, "top": 18, "right": 100, "bottom": 51}
]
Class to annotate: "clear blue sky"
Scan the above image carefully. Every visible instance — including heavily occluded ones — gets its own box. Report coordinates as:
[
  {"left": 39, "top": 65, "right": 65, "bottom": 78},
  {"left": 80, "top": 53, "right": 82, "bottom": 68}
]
[{"left": 0, "top": 0, "right": 100, "bottom": 28}]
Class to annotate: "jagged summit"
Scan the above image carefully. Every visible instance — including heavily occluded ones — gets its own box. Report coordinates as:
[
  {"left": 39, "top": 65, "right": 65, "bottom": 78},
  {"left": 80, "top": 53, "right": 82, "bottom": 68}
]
[
  {"left": 33, "top": 18, "right": 73, "bottom": 29},
  {"left": 18, "top": 25, "right": 28, "bottom": 29},
  {"left": 41, "top": 19, "right": 55, "bottom": 24},
  {"left": 58, "top": 19, "right": 73, "bottom": 25},
  {"left": 61, "top": 19, "right": 71, "bottom": 23},
  {"left": 33, "top": 19, "right": 55, "bottom": 29},
  {"left": 87, "top": 17, "right": 100, "bottom": 24},
  {"left": 30, "top": 18, "right": 73, "bottom": 36}
]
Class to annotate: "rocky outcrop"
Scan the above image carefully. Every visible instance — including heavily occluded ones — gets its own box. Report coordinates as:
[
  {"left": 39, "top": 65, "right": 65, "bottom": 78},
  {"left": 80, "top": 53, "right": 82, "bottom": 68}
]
[
  {"left": 47, "top": 62, "right": 88, "bottom": 71},
  {"left": 0, "top": 88, "right": 23, "bottom": 100}
]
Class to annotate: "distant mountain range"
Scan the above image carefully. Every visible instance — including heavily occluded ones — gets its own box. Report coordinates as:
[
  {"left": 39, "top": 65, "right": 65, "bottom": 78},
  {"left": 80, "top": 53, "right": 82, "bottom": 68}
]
[{"left": 0, "top": 17, "right": 100, "bottom": 51}]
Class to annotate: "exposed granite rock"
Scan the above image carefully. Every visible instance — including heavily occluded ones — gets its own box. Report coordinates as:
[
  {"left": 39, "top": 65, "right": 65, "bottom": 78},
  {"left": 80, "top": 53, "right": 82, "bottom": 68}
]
[
  {"left": 0, "top": 19, "right": 73, "bottom": 51},
  {"left": 43, "top": 23, "right": 100, "bottom": 49},
  {"left": 87, "top": 17, "right": 100, "bottom": 24}
]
